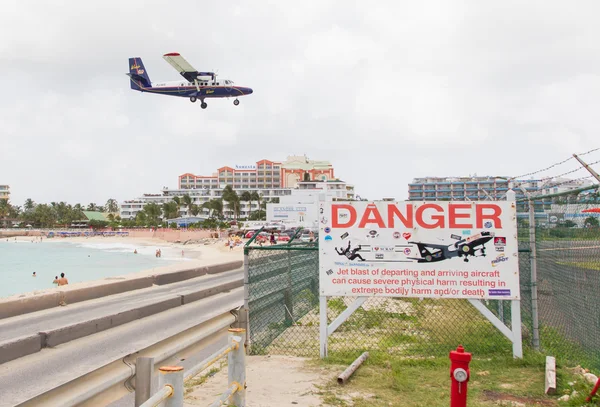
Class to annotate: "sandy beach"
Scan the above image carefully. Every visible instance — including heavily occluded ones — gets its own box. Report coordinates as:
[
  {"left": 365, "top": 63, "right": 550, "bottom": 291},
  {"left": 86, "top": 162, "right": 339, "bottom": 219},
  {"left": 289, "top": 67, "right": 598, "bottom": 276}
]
[{"left": 2, "top": 235, "right": 244, "bottom": 301}]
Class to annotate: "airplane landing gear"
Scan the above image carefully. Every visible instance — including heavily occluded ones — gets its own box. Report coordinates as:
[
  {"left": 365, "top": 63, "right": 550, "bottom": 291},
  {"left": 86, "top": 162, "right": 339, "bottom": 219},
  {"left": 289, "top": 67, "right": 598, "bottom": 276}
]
[
  {"left": 201, "top": 102, "right": 208, "bottom": 109},
  {"left": 464, "top": 258, "right": 469, "bottom": 262},
  {"left": 233, "top": 99, "right": 240, "bottom": 106},
  {"left": 190, "top": 96, "right": 197, "bottom": 103}
]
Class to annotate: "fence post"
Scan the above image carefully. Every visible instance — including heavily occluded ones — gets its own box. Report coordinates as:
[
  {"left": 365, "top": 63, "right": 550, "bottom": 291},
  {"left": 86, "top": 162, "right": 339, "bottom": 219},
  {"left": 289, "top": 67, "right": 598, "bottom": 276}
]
[
  {"left": 228, "top": 328, "right": 247, "bottom": 407},
  {"left": 135, "top": 356, "right": 155, "bottom": 407},
  {"left": 158, "top": 366, "right": 184, "bottom": 407},
  {"left": 528, "top": 199, "right": 540, "bottom": 351},
  {"left": 242, "top": 248, "right": 251, "bottom": 353},
  {"left": 320, "top": 295, "right": 328, "bottom": 358},
  {"left": 284, "top": 249, "right": 294, "bottom": 325}
]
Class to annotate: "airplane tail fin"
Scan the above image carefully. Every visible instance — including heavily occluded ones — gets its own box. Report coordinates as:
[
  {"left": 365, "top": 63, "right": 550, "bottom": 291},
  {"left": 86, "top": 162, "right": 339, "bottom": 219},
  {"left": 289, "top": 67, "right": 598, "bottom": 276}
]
[{"left": 127, "top": 57, "right": 151, "bottom": 90}]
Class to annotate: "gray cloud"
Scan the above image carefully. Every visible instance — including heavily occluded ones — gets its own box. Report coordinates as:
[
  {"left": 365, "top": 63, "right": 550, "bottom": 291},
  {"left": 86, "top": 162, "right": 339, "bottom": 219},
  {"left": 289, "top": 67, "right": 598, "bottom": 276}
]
[{"left": 1, "top": 0, "right": 599, "bottom": 206}]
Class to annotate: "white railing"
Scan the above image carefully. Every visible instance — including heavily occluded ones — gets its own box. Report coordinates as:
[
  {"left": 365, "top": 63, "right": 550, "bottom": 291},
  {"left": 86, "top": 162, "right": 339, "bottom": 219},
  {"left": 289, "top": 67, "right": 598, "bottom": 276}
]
[{"left": 138, "top": 328, "right": 246, "bottom": 407}]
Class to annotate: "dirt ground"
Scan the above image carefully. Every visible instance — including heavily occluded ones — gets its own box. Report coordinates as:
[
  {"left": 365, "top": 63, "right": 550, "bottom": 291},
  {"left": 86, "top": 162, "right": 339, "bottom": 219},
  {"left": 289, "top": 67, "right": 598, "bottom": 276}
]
[{"left": 183, "top": 355, "right": 333, "bottom": 407}]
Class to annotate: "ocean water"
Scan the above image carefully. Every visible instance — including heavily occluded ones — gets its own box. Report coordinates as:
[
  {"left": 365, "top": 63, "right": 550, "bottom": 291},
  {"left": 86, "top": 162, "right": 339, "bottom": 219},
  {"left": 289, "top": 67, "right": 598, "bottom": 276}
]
[{"left": 0, "top": 239, "right": 191, "bottom": 299}]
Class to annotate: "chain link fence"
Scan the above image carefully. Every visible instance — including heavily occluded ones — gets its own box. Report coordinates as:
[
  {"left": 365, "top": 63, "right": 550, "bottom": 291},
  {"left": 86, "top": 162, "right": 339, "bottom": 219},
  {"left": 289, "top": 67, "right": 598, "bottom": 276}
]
[
  {"left": 245, "top": 191, "right": 600, "bottom": 371},
  {"left": 525, "top": 192, "right": 600, "bottom": 371}
]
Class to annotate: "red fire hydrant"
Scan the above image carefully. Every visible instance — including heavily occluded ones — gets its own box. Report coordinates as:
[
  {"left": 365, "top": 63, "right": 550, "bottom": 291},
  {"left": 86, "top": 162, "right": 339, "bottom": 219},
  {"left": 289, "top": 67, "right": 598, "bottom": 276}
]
[{"left": 449, "top": 345, "right": 472, "bottom": 407}]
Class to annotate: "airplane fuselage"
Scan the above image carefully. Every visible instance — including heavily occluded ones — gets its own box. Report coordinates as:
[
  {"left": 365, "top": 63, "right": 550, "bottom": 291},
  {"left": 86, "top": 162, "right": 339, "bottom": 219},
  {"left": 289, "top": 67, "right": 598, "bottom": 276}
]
[{"left": 136, "top": 79, "right": 253, "bottom": 99}]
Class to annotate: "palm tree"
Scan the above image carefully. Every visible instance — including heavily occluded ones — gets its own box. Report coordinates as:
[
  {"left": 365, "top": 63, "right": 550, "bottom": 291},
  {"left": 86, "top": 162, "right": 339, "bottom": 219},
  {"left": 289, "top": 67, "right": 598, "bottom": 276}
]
[
  {"left": 189, "top": 204, "right": 201, "bottom": 216},
  {"left": 162, "top": 201, "right": 179, "bottom": 221},
  {"left": 24, "top": 199, "right": 35, "bottom": 211},
  {"left": 202, "top": 199, "right": 224, "bottom": 219},
  {"left": 143, "top": 203, "right": 162, "bottom": 226},
  {"left": 182, "top": 194, "right": 193, "bottom": 217},
  {"left": 240, "top": 191, "right": 251, "bottom": 219},
  {"left": 105, "top": 198, "right": 119, "bottom": 214},
  {"left": 87, "top": 203, "right": 98, "bottom": 211},
  {"left": 172, "top": 196, "right": 182, "bottom": 217},
  {"left": 250, "top": 191, "right": 260, "bottom": 218}
]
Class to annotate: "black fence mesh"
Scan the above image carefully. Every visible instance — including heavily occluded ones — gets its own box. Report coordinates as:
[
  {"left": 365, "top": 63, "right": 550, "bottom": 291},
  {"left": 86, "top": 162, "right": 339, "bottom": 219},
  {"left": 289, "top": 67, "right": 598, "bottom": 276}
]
[{"left": 245, "top": 197, "right": 600, "bottom": 371}]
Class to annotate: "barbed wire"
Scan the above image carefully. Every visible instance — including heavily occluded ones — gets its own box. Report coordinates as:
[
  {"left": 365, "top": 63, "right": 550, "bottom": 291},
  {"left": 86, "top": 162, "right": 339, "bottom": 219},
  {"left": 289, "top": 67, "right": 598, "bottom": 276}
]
[
  {"left": 509, "top": 147, "right": 599, "bottom": 181},
  {"left": 542, "top": 159, "right": 600, "bottom": 181},
  {"left": 577, "top": 147, "right": 600, "bottom": 156},
  {"left": 509, "top": 156, "right": 574, "bottom": 181}
]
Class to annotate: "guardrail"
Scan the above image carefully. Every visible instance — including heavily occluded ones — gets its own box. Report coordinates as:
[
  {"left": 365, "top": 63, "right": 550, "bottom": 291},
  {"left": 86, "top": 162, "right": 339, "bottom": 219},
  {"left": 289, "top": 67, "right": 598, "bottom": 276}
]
[{"left": 138, "top": 328, "right": 247, "bottom": 407}]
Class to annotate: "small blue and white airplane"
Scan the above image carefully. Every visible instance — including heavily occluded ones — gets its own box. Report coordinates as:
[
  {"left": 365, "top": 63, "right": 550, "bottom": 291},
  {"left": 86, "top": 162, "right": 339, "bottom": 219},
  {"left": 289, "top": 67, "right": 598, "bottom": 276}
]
[{"left": 127, "top": 53, "right": 253, "bottom": 109}]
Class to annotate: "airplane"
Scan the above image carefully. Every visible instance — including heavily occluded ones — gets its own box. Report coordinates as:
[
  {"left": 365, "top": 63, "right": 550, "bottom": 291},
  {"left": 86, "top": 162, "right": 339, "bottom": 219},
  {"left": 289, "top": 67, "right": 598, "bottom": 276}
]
[
  {"left": 408, "top": 231, "right": 495, "bottom": 263},
  {"left": 127, "top": 53, "right": 253, "bottom": 109}
]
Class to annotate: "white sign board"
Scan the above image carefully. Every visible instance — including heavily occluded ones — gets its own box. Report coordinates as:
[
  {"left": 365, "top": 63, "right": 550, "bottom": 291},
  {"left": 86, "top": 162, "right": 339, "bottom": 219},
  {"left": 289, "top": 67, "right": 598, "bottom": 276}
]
[
  {"left": 318, "top": 201, "right": 519, "bottom": 300},
  {"left": 267, "top": 203, "right": 318, "bottom": 223}
]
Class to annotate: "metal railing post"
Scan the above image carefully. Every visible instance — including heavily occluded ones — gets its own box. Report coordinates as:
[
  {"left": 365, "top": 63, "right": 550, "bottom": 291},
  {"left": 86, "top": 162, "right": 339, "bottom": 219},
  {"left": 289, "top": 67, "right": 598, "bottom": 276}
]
[
  {"left": 242, "top": 248, "right": 251, "bottom": 353},
  {"left": 528, "top": 199, "right": 540, "bottom": 351},
  {"left": 159, "top": 366, "right": 184, "bottom": 407},
  {"left": 228, "top": 328, "right": 246, "bottom": 407},
  {"left": 135, "top": 357, "right": 155, "bottom": 407}
]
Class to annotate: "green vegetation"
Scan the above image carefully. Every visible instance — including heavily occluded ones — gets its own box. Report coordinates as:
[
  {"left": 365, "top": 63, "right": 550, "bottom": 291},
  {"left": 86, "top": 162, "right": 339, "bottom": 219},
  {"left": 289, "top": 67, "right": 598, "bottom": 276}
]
[
  {"left": 313, "top": 352, "right": 599, "bottom": 406},
  {"left": 556, "top": 261, "right": 600, "bottom": 271}
]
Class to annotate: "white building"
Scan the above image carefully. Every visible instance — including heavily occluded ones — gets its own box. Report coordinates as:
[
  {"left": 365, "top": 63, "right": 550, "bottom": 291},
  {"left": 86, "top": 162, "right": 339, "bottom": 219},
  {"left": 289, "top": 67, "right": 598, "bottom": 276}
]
[
  {"left": 539, "top": 177, "right": 594, "bottom": 196},
  {"left": 265, "top": 180, "right": 356, "bottom": 229},
  {"left": 0, "top": 185, "right": 9, "bottom": 201},
  {"left": 120, "top": 187, "right": 293, "bottom": 220}
]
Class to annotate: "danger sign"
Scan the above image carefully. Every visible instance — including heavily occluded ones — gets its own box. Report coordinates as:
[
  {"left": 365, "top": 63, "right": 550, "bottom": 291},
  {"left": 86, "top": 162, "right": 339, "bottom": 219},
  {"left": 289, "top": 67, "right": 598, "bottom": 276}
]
[{"left": 318, "top": 201, "right": 520, "bottom": 300}]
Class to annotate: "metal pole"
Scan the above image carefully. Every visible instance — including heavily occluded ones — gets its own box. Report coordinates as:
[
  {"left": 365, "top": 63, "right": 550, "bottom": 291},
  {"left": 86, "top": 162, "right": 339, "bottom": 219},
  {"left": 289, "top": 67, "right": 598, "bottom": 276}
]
[
  {"left": 319, "top": 295, "right": 328, "bottom": 358},
  {"left": 528, "top": 199, "right": 540, "bottom": 351},
  {"left": 511, "top": 300, "right": 523, "bottom": 358},
  {"left": 284, "top": 249, "right": 293, "bottom": 325},
  {"left": 158, "top": 366, "right": 184, "bottom": 407},
  {"left": 242, "top": 249, "right": 251, "bottom": 353},
  {"left": 573, "top": 153, "right": 600, "bottom": 182},
  {"left": 228, "top": 328, "right": 246, "bottom": 407},
  {"left": 135, "top": 357, "right": 155, "bottom": 407}
]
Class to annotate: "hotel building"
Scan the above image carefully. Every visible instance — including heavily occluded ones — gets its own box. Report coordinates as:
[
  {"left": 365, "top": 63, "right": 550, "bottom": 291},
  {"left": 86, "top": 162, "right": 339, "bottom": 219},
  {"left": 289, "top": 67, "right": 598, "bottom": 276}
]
[
  {"left": 178, "top": 155, "right": 336, "bottom": 190},
  {"left": 120, "top": 155, "right": 356, "bottom": 220},
  {"left": 0, "top": 185, "right": 9, "bottom": 201}
]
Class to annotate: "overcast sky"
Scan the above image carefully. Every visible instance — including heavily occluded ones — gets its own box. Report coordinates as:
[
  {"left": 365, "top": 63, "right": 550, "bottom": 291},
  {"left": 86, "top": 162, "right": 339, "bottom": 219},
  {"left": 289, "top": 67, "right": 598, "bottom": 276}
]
[{"left": 1, "top": 0, "right": 600, "bottom": 206}]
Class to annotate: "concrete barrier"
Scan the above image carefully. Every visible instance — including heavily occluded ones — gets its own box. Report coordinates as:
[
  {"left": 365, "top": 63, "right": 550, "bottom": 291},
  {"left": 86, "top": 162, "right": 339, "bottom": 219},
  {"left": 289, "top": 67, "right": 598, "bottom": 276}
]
[
  {"left": 41, "top": 297, "right": 183, "bottom": 348},
  {"left": 0, "top": 293, "right": 62, "bottom": 320},
  {"left": 180, "top": 278, "right": 243, "bottom": 305},
  {"left": 206, "top": 260, "right": 244, "bottom": 275},
  {"left": 63, "top": 276, "right": 155, "bottom": 305},
  {"left": 0, "top": 261, "right": 242, "bottom": 321},
  {"left": 0, "top": 334, "right": 42, "bottom": 365},
  {"left": 152, "top": 267, "right": 209, "bottom": 286}
]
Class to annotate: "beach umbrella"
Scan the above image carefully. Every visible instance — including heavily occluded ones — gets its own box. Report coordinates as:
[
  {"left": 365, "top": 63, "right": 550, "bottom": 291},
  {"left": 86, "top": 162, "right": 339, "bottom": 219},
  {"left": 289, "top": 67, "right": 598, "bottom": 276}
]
[{"left": 26, "top": 224, "right": 32, "bottom": 228}]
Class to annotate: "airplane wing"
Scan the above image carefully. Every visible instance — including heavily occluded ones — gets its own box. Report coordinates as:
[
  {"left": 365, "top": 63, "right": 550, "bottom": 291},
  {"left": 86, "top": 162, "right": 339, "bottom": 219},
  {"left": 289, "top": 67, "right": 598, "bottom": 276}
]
[
  {"left": 411, "top": 242, "right": 448, "bottom": 251},
  {"left": 162, "top": 53, "right": 215, "bottom": 82}
]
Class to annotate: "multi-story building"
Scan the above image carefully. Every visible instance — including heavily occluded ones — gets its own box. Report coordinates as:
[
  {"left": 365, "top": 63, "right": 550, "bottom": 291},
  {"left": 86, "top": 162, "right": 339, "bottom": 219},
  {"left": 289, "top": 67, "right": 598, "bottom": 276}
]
[
  {"left": 0, "top": 185, "right": 9, "bottom": 201},
  {"left": 539, "top": 177, "right": 594, "bottom": 196},
  {"left": 407, "top": 176, "right": 543, "bottom": 202},
  {"left": 178, "top": 155, "right": 335, "bottom": 191},
  {"left": 120, "top": 156, "right": 355, "bottom": 221}
]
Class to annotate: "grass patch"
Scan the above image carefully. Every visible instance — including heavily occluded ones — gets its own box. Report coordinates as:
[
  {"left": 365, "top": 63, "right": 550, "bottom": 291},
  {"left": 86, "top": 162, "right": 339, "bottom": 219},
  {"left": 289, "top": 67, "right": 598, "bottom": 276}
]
[
  {"left": 555, "top": 261, "right": 600, "bottom": 271},
  {"left": 315, "top": 353, "right": 599, "bottom": 407}
]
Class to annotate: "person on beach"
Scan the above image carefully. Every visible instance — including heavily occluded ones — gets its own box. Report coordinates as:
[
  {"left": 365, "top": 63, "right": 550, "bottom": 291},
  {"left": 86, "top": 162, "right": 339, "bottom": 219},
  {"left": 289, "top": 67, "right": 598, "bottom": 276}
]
[
  {"left": 229, "top": 240, "right": 233, "bottom": 250},
  {"left": 57, "top": 273, "right": 68, "bottom": 286},
  {"left": 134, "top": 249, "right": 138, "bottom": 254},
  {"left": 32, "top": 272, "right": 36, "bottom": 277},
  {"left": 270, "top": 232, "right": 276, "bottom": 245},
  {"left": 53, "top": 276, "right": 59, "bottom": 285}
]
